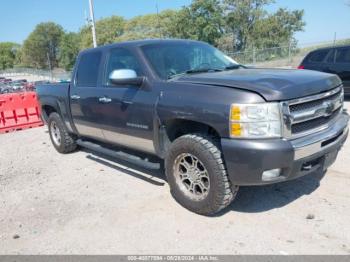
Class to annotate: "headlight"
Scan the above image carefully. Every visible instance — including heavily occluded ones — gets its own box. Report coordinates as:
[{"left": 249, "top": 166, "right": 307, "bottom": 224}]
[{"left": 229, "top": 103, "right": 282, "bottom": 138}]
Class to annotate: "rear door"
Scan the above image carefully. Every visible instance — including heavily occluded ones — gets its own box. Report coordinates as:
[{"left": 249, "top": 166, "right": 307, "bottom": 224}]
[
  {"left": 330, "top": 47, "right": 350, "bottom": 93},
  {"left": 70, "top": 50, "right": 106, "bottom": 140}
]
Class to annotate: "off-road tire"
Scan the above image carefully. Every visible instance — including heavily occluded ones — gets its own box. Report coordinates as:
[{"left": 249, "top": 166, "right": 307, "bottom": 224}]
[
  {"left": 48, "top": 112, "right": 77, "bottom": 154},
  {"left": 165, "top": 134, "right": 238, "bottom": 215}
]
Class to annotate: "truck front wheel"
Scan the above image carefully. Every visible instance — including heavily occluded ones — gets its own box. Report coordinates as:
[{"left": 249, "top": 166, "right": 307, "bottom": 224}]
[
  {"left": 48, "top": 112, "right": 77, "bottom": 154},
  {"left": 165, "top": 134, "right": 238, "bottom": 215}
]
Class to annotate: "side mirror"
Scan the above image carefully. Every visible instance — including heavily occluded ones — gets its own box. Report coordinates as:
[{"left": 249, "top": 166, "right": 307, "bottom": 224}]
[{"left": 109, "top": 69, "right": 144, "bottom": 86}]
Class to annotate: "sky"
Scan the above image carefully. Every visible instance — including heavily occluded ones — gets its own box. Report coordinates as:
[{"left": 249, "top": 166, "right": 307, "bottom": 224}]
[{"left": 0, "top": 0, "right": 349, "bottom": 45}]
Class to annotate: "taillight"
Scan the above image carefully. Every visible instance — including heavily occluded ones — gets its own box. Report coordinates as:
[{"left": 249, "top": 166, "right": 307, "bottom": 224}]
[{"left": 298, "top": 65, "right": 305, "bottom": 69}]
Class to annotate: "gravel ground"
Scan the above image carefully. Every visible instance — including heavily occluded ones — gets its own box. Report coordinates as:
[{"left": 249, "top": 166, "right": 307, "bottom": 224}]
[{"left": 0, "top": 103, "right": 350, "bottom": 255}]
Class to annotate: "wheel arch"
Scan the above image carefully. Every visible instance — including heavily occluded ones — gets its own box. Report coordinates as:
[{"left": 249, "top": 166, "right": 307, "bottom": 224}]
[
  {"left": 41, "top": 103, "right": 59, "bottom": 123},
  {"left": 41, "top": 101, "right": 76, "bottom": 134},
  {"left": 156, "top": 118, "right": 222, "bottom": 158},
  {"left": 164, "top": 118, "right": 221, "bottom": 142}
]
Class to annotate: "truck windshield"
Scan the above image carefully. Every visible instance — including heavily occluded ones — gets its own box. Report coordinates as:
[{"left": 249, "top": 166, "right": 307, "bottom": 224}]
[{"left": 142, "top": 42, "right": 238, "bottom": 80}]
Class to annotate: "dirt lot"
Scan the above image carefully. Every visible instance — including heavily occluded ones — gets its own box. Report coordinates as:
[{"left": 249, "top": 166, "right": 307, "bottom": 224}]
[{"left": 1, "top": 103, "right": 350, "bottom": 255}]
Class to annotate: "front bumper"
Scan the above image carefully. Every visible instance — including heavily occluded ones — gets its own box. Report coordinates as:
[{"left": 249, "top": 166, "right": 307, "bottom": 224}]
[{"left": 221, "top": 112, "right": 349, "bottom": 186}]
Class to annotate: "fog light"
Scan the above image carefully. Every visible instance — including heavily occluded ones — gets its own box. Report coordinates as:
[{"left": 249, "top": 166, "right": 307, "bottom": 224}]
[{"left": 262, "top": 168, "right": 282, "bottom": 181}]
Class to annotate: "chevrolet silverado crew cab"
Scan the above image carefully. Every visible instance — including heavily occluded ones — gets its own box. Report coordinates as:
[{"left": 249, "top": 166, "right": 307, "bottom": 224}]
[{"left": 37, "top": 39, "right": 349, "bottom": 215}]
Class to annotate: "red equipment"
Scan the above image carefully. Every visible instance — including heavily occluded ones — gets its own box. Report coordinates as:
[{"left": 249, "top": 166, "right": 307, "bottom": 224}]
[{"left": 0, "top": 92, "right": 43, "bottom": 134}]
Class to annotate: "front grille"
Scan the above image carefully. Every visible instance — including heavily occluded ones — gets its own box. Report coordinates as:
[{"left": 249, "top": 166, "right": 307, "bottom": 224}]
[
  {"left": 291, "top": 108, "right": 341, "bottom": 134},
  {"left": 283, "top": 86, "right": 343, "bottom": 138},
  {"left": 289, "top": 91, "right": 341, "bottom": 113}
]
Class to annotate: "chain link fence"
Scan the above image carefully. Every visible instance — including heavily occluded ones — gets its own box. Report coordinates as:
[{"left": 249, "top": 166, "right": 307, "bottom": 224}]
[{"left": 0, "top": 68, "right": 71, "bottom": 82}]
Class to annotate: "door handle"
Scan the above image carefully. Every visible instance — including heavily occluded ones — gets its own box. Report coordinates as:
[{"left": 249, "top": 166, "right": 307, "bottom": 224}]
[
  {"left": 122, "top": 100, "right": 133, "bottom": 105},
  {"left": 98, "top": 97, "right": 112, "bottom": 103},
  {"left": 71, "top": 95, "right": 80, "bottom": 100}
]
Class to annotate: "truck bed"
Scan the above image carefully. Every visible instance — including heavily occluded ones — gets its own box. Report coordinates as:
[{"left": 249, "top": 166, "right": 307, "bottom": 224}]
[{"left": 36, "top": 83, "right": 71, "bottom": 123}]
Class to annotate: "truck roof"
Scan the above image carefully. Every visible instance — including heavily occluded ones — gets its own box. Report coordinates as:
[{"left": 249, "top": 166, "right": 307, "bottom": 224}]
[{"left": 80, "top": 39, "right": 206, "bottom": 54}]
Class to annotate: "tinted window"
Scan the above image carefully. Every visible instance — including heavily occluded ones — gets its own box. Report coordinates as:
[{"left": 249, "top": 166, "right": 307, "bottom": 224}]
[
  {"left": 307, "top": 50, "right": 329, "bottom": 63},
  {"left": 105, "top": 48, "right": 141, "bottom": 85},
  {"left": 336, "top": 48, "right": 350, "bottom": 63},
  {"left": 76, "top": 51, "right": 102, "bottom": 87},
  {"left": 326, "top": 49, "right": 336, "bottom": 63}
]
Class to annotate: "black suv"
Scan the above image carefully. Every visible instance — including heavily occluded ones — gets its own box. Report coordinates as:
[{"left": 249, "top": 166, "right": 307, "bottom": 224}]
[{"left": 299, "top": 45, "right": 350, "bottom": 94}]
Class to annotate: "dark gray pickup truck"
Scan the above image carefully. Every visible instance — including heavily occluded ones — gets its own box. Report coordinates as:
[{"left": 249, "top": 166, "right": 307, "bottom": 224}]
[{"left": 37, "top": 39, "right": 349, "bottom": 215}]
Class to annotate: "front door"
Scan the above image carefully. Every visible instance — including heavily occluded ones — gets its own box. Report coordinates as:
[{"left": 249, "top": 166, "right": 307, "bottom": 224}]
[{"left": 98, "top": 47, "right": 157, "bottom": 154}]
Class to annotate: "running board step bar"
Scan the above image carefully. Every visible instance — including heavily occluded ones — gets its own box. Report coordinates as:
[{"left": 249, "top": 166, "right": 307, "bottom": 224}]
[{"left": 76, "top": 139, "right": 160, "bottom": 170}]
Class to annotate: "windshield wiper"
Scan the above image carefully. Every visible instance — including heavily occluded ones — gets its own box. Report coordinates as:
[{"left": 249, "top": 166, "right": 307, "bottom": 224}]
[
  {"left": 168, "top": 68, "right": 223, "bottom": 80},
  {"left": 224, "top": 64, "right": 245, "bottom": 70},
  {"left": 186, "top": 68, "right": 223, "bottom": 74}
]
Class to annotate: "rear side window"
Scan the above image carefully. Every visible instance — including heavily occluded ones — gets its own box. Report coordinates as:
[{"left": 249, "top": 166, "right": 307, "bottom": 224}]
[
  {"left": 76, "top": 51, "right": 102, "bottom": 87},
  {"left": 326, "top": 49, "right": 336, "bottom": 63},
  {"left": 307, "top": 50, "right": 329, "bottom": 63},
  {"left": 335, "top": 48, "right": 350, "bottom": 63}
]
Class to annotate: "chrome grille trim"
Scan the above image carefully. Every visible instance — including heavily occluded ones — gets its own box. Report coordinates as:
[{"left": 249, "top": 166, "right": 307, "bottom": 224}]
[
  {"left": 291, "top": 95, "right": 342, "bottom": 124},
  {"left": 281, "top": 86, "right": 344, "bottom": 139},
  {"left": 287, "top": 86, "right": 342, "bottom": 105}
]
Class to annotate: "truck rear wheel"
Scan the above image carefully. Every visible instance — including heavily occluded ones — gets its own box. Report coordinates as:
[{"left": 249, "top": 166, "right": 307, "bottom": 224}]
[
  {"left": 165, "top": 134, "right": 238, "bottom": 215},
  {"left": 48, "top": 112, "right": 77, "bottom": 154}
]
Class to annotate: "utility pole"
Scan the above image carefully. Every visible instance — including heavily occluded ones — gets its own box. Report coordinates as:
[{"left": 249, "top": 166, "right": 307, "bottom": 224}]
[
  {"left": 288, "top": 38, "right": 292, "bottom": 64},
  {"left": 252, "top": 47, "right": 256, "bottom": 65},
  {"left": 47, "top": 39, "right": 53, "bottom": 81},
  {"left": 47, "top": 52, "right": 53, "bottom": 81},
  {"left": 156, "top": 2, "right": 162, "bottom": 38},
  {"left": 89, "top": 0, "right": 97, "bottom": 48}
]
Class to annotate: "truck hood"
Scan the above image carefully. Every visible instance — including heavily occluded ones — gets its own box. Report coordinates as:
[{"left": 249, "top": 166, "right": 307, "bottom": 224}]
[{"left": 173, "top": 68, "right": 342, "bottom": 101}]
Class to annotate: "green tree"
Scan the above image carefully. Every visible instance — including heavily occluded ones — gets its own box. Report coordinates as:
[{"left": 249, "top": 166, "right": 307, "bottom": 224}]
[
  {"left": 58, "top": 32, "right": 80, "bottom": 71},
  {"left": 216, "top": 34, "right": 236, "bottom": 53},
  {"left": 158, "top": 10, "right": 179, "bottom": 38},
  {"left": 223, "top": 0, "right": 304, "bottom": 51},
  {"left": 0, "top": 42, "right": 20, "bottom": 70},
  {"left": 120, "top": 14, "right": 162, "bottom": 40},
  {"left": 119, "top": 10, "right": 178, "bottom": 41},
  {"left": 169, "top": 0, "right": 224, "bottom": 45},
  {"left": 14, "top": 46, "right": 24, "bottom": 67},
  {"left": 80, "top": 16, "right": 125, "bottom": 49},
  {"left": 21, "top": 22, "right": 64, "bottom": 69},
  {"left": 252, "top": 8, "right": 305, "bottom": 49},
  {"left": 224, "top": 0, "right": 273, "bottom": 51},
  {"left": 14, "top": 0, "right": 305, "bottom": 70}
]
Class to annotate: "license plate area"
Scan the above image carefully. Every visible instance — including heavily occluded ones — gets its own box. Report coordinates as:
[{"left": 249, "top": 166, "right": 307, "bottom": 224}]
[
  {"left": 323, "top": 150, "right": 338, "bottom": 170},
  {"left": 300, "top": 155, "right": 323, "bottom": 172}
]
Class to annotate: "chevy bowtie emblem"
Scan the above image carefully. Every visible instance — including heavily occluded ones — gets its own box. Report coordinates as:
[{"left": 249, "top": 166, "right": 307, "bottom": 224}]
[{"left": 323, "top": 101, "right": 335, "bottom": 117}]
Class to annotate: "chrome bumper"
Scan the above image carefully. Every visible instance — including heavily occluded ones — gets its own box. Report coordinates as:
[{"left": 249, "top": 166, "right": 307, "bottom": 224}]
[{"left": 292, "top": 112, "right": 349, "bottom": 160}]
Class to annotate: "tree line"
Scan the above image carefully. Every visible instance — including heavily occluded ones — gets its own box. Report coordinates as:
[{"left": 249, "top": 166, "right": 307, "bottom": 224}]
[{"left": 0, "top": 0, "right": 305, "bottom": 71}]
